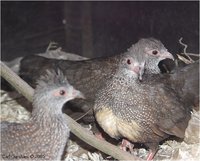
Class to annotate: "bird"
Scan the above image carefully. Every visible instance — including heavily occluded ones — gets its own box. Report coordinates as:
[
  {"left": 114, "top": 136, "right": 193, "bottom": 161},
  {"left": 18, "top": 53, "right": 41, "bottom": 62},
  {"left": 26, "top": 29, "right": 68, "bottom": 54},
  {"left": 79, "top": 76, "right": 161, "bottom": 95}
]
[
  {"left": 119, "top": 38, "right": 198, "bottom": 158},
  {"left": 131, "top": 38, "right": 198, "bottom": 110},
  {"left": 93, "top": 52, "right": 192, "bottom": 160},
  {"left": 0, "top": 69, "right": 84, "bottom": 160},
  {"left": 18, "top": 38, "right": 174, "bottom": 122}
]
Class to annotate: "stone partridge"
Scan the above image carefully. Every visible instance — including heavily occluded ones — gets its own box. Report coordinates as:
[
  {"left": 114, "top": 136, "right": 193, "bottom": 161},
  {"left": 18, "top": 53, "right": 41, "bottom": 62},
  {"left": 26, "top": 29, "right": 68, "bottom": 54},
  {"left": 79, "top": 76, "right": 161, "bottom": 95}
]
[
  {"left": 94, "top": 54, "right": 191, "bottom": 160},
  {"left": 0, "top": 70, "right": 84, "bottom": 160}
]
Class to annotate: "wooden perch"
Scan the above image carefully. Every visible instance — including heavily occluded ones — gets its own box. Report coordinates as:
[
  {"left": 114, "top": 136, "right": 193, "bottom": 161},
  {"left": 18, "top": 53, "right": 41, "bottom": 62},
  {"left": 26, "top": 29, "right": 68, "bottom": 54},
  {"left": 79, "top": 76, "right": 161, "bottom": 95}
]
[
  {"left": 1, "top": 61, "right": 34, "bottom": 102},
  {"left": 0, "top": 60, "right": 143, "bottom": 161}
]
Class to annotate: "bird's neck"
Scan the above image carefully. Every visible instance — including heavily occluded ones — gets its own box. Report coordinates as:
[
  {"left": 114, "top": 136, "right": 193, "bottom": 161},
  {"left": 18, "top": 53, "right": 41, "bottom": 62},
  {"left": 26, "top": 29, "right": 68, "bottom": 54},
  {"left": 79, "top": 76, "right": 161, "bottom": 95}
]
[
  {"left": 114, "top": 67, "right": 139, "bottom": 82},
  {"left": 145, "top": 57, "right": 161, "bottom": 74},
  {"left": 102, "top": 69, "right": 139, "bottom": 96},
  {"left": 31, "top": 103, "right": 68, "bottom": 129},
  {"left": 94, "top": 70, "right": 139, "bottom": 112}
]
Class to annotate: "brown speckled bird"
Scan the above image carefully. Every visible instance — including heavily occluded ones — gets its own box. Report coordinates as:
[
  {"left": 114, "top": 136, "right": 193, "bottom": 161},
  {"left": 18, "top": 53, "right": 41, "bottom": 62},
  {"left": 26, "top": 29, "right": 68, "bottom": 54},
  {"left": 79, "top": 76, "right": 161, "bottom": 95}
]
[
  {"left": 0, "top": 70, "right": 84, "bottom": 160},
  {"left": 94, "top": 54, "right": 191, "bottom": 160}
]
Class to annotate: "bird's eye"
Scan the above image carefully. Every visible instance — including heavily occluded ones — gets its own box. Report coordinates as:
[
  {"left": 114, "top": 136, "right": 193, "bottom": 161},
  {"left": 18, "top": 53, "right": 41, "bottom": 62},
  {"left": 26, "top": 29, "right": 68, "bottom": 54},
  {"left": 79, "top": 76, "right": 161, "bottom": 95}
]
[
  {"left": 59, "top": 90, "right": 66, "bottom": 95},
  {"left": 127, "top": 59, "right": 131, "bottom": 65},
  {"left": 152, "top": 50, "right": 158, "bottom": 55}
]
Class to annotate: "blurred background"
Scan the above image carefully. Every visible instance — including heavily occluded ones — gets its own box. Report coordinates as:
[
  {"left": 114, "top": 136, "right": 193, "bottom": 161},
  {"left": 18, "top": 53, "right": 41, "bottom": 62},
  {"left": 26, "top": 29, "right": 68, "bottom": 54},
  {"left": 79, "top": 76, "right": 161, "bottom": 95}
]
[{"left": 1, "top": 1, "right": 199, "bottom": 61}]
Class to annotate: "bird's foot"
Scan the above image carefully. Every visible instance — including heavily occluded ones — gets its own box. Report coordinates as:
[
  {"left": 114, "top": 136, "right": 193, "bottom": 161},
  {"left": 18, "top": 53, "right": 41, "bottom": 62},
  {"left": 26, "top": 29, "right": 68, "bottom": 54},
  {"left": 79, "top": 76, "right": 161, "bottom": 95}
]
[{"left": 120, "top": 139, "right": 134, "bottom": 154}]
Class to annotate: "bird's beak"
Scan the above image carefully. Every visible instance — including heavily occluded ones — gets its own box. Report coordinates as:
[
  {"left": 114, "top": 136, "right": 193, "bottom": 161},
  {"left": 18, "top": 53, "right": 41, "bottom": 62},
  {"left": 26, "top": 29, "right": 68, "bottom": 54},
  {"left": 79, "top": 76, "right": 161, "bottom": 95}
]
[
  {"left": 139, "top": 71, "right": 143, "bottom": 81},
  {"left": 132, "top": 64, "right": 145, "bottom": 81},
  {"left": 161, "top": 51, "right": 174, "bottom": 61},
  {"left": 138, "top": 66, "right": 145, "bottom": 81},
  {"left": 73, "top": 89, "right": 85, "bottom": 99}
]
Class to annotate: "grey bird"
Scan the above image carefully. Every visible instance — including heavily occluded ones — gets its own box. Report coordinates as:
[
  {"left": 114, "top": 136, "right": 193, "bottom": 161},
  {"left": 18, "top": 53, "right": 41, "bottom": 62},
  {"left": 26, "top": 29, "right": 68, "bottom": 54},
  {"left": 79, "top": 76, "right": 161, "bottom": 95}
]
[{"left": 0, "top": 70, "right": 84, "bottom": 160}]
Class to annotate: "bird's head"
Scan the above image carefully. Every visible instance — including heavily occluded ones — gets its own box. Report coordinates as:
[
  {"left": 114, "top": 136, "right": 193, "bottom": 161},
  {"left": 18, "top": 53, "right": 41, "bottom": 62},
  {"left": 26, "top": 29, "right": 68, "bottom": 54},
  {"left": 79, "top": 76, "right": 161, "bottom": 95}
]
[
  {"left": 119, "top": 54, "right": 145, "bottom": 81},
  {"left": 140, "top": 38, "right": 174, "bottom": 61},
  {"left": 127, "top": 38, "right": 174, "bottom": 74},
  {"left": 33, "top": 69, "right": 85, "bottom": 114}
]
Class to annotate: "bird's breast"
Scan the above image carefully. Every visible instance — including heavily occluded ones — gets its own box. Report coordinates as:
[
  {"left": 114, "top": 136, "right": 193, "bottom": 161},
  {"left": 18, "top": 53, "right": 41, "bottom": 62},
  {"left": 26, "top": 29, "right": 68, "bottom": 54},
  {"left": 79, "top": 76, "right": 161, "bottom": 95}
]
[
  {"left": 95, "top": 107, "right": 119, "bottom": 138},
  {"left": 95, "top": 107, "right": 142, "bottom": 142}
]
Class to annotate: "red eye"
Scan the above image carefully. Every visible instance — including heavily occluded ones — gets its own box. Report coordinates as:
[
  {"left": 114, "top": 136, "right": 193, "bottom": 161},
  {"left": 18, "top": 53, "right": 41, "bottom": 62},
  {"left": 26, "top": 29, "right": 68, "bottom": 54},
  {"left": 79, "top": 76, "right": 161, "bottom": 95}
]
[
  {"left": 152, "top": 50, "right": 158, "bottom": 55},
  {"left": 127, "top": 59, "right": 131, "bottom": 64},
  {"left": 59, "top": 90, "right": 66, "bottom": 95}
]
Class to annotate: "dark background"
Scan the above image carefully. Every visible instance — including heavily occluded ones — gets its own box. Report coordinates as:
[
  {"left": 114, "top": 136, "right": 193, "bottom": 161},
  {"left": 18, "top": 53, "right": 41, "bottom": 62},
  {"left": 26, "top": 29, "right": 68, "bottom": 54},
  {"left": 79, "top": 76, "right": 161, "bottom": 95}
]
[{"left": 1, "top": 1, "right": 199, "bottom": 61}]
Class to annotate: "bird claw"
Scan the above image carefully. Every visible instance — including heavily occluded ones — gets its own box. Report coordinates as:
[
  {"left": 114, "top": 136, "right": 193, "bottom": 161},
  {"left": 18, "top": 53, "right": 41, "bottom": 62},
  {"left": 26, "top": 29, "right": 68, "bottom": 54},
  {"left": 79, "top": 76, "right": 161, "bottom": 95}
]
[{"left": 120, "top": 139, "right": 134, "bottom": 154}]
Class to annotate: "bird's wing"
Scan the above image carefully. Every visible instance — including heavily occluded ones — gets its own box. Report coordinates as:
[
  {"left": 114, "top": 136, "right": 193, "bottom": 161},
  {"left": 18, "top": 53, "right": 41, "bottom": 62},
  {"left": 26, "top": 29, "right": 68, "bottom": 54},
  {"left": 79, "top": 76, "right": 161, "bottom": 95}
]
[{"left": 169, "top": 61, "right": 199, "bottom": 109}]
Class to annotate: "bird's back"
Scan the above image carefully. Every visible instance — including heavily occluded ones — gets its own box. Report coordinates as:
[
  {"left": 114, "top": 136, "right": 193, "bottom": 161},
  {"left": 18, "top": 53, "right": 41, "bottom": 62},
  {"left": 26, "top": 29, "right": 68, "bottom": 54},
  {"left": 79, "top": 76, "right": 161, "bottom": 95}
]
[{"left": 20, "top": 55, "right": 118, "bottom": 97}]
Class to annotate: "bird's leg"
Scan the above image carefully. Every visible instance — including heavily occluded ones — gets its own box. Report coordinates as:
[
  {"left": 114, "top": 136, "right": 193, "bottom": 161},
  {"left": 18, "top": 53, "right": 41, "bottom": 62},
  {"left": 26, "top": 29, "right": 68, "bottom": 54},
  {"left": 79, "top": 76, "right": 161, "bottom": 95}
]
[
  {"left": 146, "top": 151, "right": 154, "bottom": 161},
  {"left": 120, "top": 139, "right": 134, "bottom": 154},
  {"left": 146, "top": 145, "right": 158, "bottom": 161}
]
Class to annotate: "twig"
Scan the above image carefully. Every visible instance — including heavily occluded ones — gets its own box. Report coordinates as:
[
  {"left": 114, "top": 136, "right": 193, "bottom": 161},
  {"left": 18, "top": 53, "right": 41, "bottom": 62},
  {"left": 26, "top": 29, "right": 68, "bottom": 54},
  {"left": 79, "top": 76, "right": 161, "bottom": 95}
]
[
  {"left": 178, "top": 37, "right": 194, "bottom": 63},
  {"left": 179, "top": 37, "right": 188, "bottom": 56},
  {"left": 46, "top": 41, "right": 59, "bottom": 52},
  {"left": 0, "top": 60, "right": 142, "bottom": 161},
  {"left": 185, "top": 53, "right": 200, "bottom": 57},
  {"left": 75, "top": 109, "right": 93, "bottom": 121},
  {"left": 177, "top": 54, "right": 194, "bottom": 65}
]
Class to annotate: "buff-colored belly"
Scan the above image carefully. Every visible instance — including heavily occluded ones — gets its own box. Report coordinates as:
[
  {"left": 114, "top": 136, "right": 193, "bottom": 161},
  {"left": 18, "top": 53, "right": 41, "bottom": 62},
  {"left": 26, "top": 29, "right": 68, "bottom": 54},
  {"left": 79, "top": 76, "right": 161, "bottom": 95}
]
[{"left": 95, "top": 107, "right": 142, "bottom": 141}]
